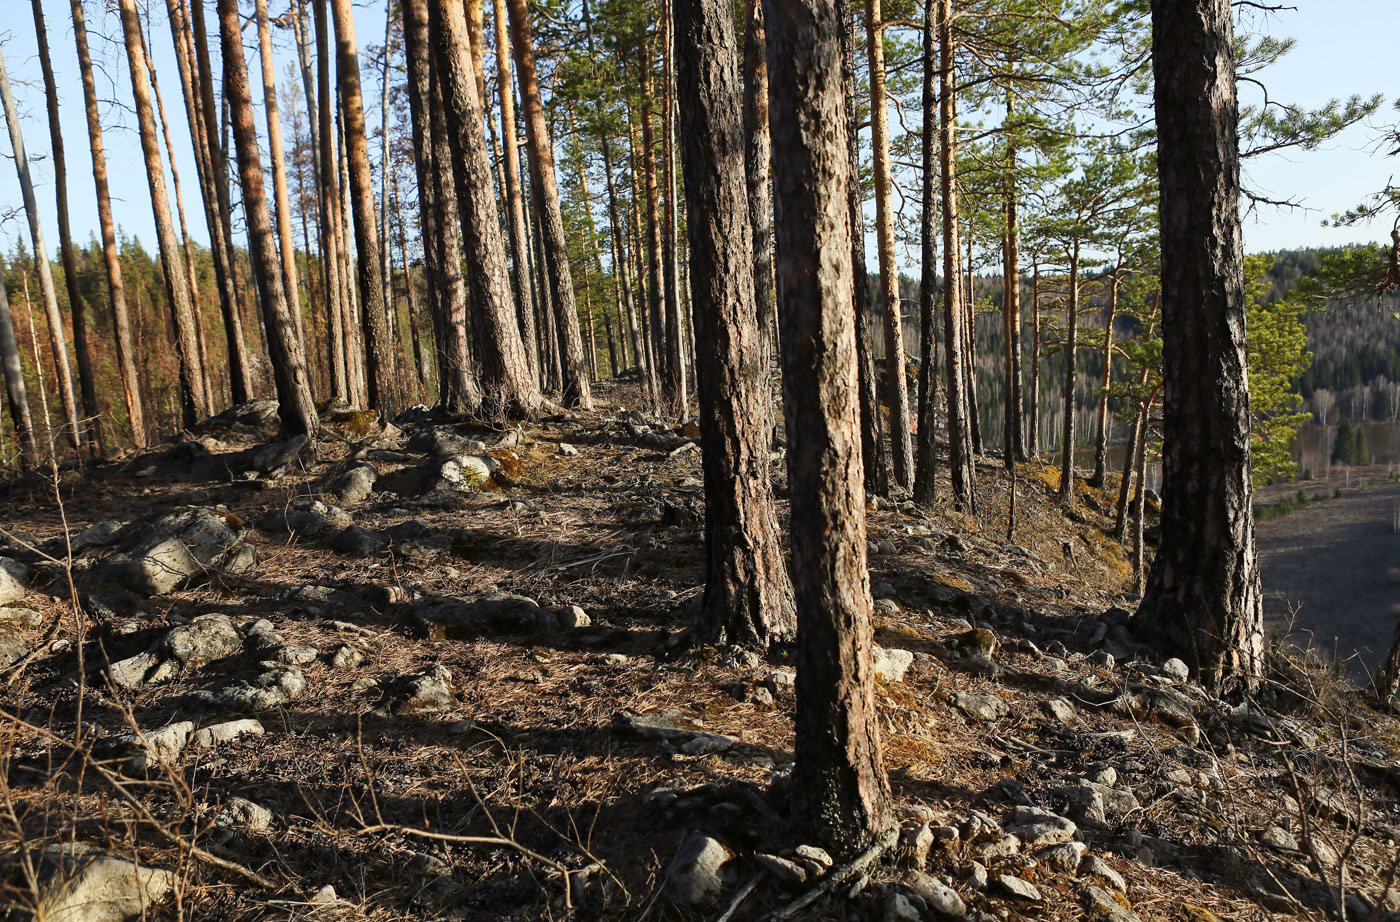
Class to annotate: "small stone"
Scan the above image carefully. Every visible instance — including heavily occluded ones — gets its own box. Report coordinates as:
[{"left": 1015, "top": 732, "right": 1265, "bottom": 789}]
[
  {"left": 979, "top": 835, "right": 1020, "bottom": 859},
  {"left": 884, "top": 891, "right": 922, "bottom": 922},
  {"left": 1260, "top": 826, "right": 1298, "bottom": 852},
  {"left": 215, "top": 797, "right": 273, "bottom": 832},
  {"left": 1040, "top": 841, "right": 1088, "bottom": 872},
  {"left": 872, "top": 646, "right": 915, "bottom": 683},
  {"left": 273, "top": 644, "right": 319, "bottom": 666},
  {"left": 666, "top": 833, "right": 735, "bottom": 907},
  {"left": 966, "top": 862, "right": 988, "bottom": 891},
  {"left": 754, "top": 853, "right": 807, "bottom": 886},
  {"left": 558, "top": 443, "right": 579, "bottom": 456},
  {"left": 309, "top": 884, "right": 338, "bottom": 904},
  {"left": 328, "top": 643, "right": 364, "bottom": 670},
  {"left": 763, "top": 669, "right": 796, "bottom": 695},
  {"left": 1161, "top": 658, "right": 1190, "bottom": 682},
  {"left": 189, "top": 719, "right": 265, "bottom": 750},
  {"left": 795, "top": 845, "right": 832, "bottom": 868},
  {"left": 1042, "top": 697, "right": 1078, "bottom": 725},
  {"left": 749, "top": 686, "right": 775, "bottom": 707},
  {"left": 162, "top": 615, "right": 243, "bottom": 670},
  {"left": 1008, "top": 807, "right": 1077, "bottom": 847},
  {"left": 33, "top": 845, "right": 175, "bottom": 922},
  {"left": 996, "top": 874, "right": 1042, "bottom": 901},
  {"left": 951, "top": 692, "right": 1009, "bottom": 722},
  {"left": 912, "top": 873, "right": 967, "bottom": 917},
  {"left": 1079, "top": 855, "right": 1127, "bottom": 893}
]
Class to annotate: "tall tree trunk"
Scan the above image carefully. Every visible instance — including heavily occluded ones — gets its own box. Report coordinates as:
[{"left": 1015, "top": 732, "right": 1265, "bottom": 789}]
[
  {"left": 71, "top": 0, "right": 146, "bottom": 448},
  {"left": 504, "top": 0, "right": 592, "bottom": 408},
  {"left": 866, "top": 0, "right": 914, "bottom": 487},
  {"left": 1114, "top": 378, "right": 1149, "bottom": 541},
  {"left": 1028, "top": 259, "right": 1040, "bottom": 454},
  {"left": 660, "top": 0, "right": 689, "bottom": 417},
  {"left": 938, "top": 0, "right": 975, "bottom": 510},
  {"left": 628, "top": 107, "right": 662, "bottom": 406},
  {"left": 256, "top": 0, "right": 308, "bottom": 356},
  {"left": 1003, "top": 97, "right": 1026, "bottom": 463},
  {"left": 0, "top": 47, "right": 82, "bottom": 452},
  {"left": 379, "top": 3, "right": 395, "bottom": 323},
  {"left": 1057, "top": 245, "right": 1080, "bottom": 505},
  {"left": 765, "top": 0, "right": 890, "bottom": 856},
  {"left": 32, "top": 0, "right": 101, "bottom": 454},
  {"left": 742, "top": 0, "right": 774, "bottom": 366},
  {"left": 331, "top": 0, "right": 396, "bottom": 417},
  {"left": 402, "top": 0, "right": 483, "bottom": 413},
  {"left": 312, "top": 0, "right": 349, "bottom": 400},
  {"left": 675, "top": 0, "right": 795, "bottom": 648},
  {"left": 963, "top": 227, "right": 981, "bottom": 454},
  {"left": 639, "top": 47, "right": 672, "bottom": 412},
  {"left": 188, "top": 0, "right": 254, "bottom": 404},
  {"left": 1089, "top": 272, "right": 1120, "bottom": 486},
  {"left": 425, "top": 0, "right": 543, "bottom": 415},
  {"left": 838, "top": 0, "right": 887, "bottom": 498},
  {"left": 0, "top": 253, "right": 37, "bottom": 470},
  {"left": 337, "top": 102, "right": 367, "bottom": 407},
  {"left": 116, "top": 0, "right": 205, "bottom": 429},
  {"left": 218, "top": 0, "right": 319, "bottom": 437},
  {"left": 139, "top": 28, "right": 216, "bottom": 413},
  {"left": 912, "top": 0, "right": 938, "bottom": 505},
  {"left": 492, "top": 0, "right": 540, "bottom": 385},
  {"left": 1133, "top": 0, "right": 1263, "bottom": 690}
]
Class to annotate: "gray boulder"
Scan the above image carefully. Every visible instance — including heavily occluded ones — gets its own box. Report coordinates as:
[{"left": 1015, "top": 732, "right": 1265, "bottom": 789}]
[
  {"left": 162, "top": 615, "right": 243, "bottom": 669},
  {"left": 32, "top": 843, "right": 175, "bottom": 922},
  {"left": 1007, "top": 807, "right": 1077, "bottom": 847},
  {"left": 415, "top": 592, "right": 571, "bottom": 638},
  {"left": 871, "top": 646, "right": 915, "bottom": 683},
  {"left": 257, "top": 500, "right": 351, "bottom": 541},
  {"left": 242, "top": 434, "right": 311, "bottom": 476},
  {"left": 325, "top": 462, "right": 378, "bottom": 506},
  {"left": 666, "top": 833, "right": 735, "bottom": 907},
  {"left": 950, "top": 693, "right": 1009, "bottom": 722},
  {"left": 100, "top": 509, "right": 246, "bottom": 596},
  {"left": 0, "top": 558, "right": 27, "bottom": 604},
  {"left": 382, "top": 665, "right": 456, "bottom": 716},
  {"left": 214, "top": 797, "right": 274, "bottom": 832},
  {"left": 189, "top": 719, "right": 265, "bottom": 750}
]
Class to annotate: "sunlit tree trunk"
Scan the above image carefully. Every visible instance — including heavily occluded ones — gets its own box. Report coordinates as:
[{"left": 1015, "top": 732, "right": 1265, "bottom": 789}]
[
  {"left": 218, "top": 0, "right": 319, "bottom": 436},
  {"left": 765, "top": 0, "right": 890, "bottom": 854},
  {"left": 1058, "top": 243, "right": 1081, "bottom": 505},
  {"left": 660, "top": 0, "right": 688, "bottom": 417},
  {"left": 0, "top": 253, "right": 37, "bottom": 469},
  {"left": 504, "top": 0, "right": 592, "bottom": 408},
  {"left": 32, "top": 0, "right": 101, "bottom": 453},
  {"left": 912, "top": 0, "right": 938, "bottom": 505},
  {"left": 1003, "top": 96, "right": 1026, "bottom": 463},
  {"left": 71, "top": 0, "right": 145, "bottom": 447},
  {"left": 312, "top": 0, "right": 349, "bottom": 400},
  {"left": 742, "top": 0, "right": 774, "bottom": 366},
  {"left": 638, "top": 51, "right": 671, "bottom": 410},
  {"left": 1028, "top": 258, "right": 1041, "bottom": 454},
  {"left": 117, "top": 0, "right": 205, "bottom": 429},
  {"left": 1089, "top": 270, "right": 1120, "bottom": 486},
  {"left": 492, "top": 0, "right": 539, "bottom": 384}
]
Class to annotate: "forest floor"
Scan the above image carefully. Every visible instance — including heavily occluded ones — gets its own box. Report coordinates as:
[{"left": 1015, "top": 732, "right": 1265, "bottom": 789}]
[{"left": 0, "top": 382, "right": 1398, "bottom": 922}]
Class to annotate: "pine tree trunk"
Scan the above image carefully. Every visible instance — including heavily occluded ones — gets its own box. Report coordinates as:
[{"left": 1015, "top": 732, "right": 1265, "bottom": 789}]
[
  {"left": 628, "top": 110, "right": 662, "bottom": 406},
  {"left": 116, "top": 0, "right": 206, "bottom": 429},
  {"left": 742, "top": 0, "right": 774, "bottom": 367},
  {"left": 765, "top": 0, "right": 890, "bottom": 856},
  {"left": 492, "top": 0, "right": 540, "bottom": 385},
  {"left": 938, "top": 0, "right": 975, "bottom": 510},
  {"left": 660, "top": 1, "right": 689, "bottom": 418},
  {"left": 0, "top": 48, "right": 82, "bottom": 452},
  {"left": 1003, "top": 96, "right": 1026, "bottom": 462},
  {"left": 639, "top": 48, "right": 672, "bottom": 412},
  {"left": 1028, "top": 259, "right": 1040, "bottom": 454},
  {"left": 504, "top": 0, "right": 592, "bottom": 408},
  {"left": 331, "top": 0, "right": 395, "bottom": 416},
  {"left": 963, "top": 227, "right": 981, "bottom": 455},
  {"left": 32, "top": 0, "right": 101, "bottom": 454},
  {"left": 312, "top": 0, "right": 349, "bottom": 400},
  {"left": 866, "top": 0, "right": 914, "bottom": 487},
  {"left": 217, "top": 0, "right": 319, "bottom": 437},
  {"left": 401, "top": 0, "right": 483, "bottom": 413},
  {"left": 256, "top": 0, "right": 308, "bottom": 356},
  {"left": 1133, "top": 0, "right": 1263, "bottom": 690},
  {"left": 912, "top": 0, "right": 938, "bottom": 505},
  {"left": 1058, "top": 245, "right": 1080, "bottom": 505},
  {"left": 674, "top": 0, "right": 795, "bottom": 648},
  {"left": 71, "top": 0, "right": 146, "bottom": 448},
  {"left": 1089, "top": 274, "right": 1119, "bottom": 486},
  {"left": 425, "top": 0, "right": 543, "bottom": 416},
  {"left": 1114, "top": 380, "right": 1149, "bottom": 541},
  {"left": 187, "top": 0, "right": 254, "bottom": 405},
  {"left": 0, "top": 253, "right": 37, "bottom": 469},
  {"left": 838, "top": 0, "right": 887, "bottom": 498}
]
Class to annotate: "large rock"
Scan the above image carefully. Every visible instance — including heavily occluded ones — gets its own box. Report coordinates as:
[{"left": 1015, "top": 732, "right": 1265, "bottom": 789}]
[
  {"left": 190, "top": 719, "right": 265, "bottom": 750},
  {"left": 382, "top": 665, "right": 456, "bottom": 716},
  {"left": 197, "top": 668, "right": 307, "bottom": 711},
  {"left": 257, "top": 500, "right": 351, "bottom": 541},
  {"left": 325, "top": 462, "right": 378, "bottom": 506},
  {"left": 0, "top": 558, "right": 28, "bottom": 604},
  {"left": 666, "top": 833, "right": 735, "bottom": 907},
  {"left": 415, "top": 592, "right": 573, "bottom": 638},
  {"left": 70, "top": 520, "right": 125, "bottom": 554},
  {"left": 100, "top": 509, "right": 246, "bottom": 596},
  {"left": 161, "top": 615, "right": 243, "bottom": 669},
  {"left": 613, "top": 710, "right": 738, "bottom": 755},
  {"left": 33, "top": 843, "right": 175, "bottom": 922},
  {"left": 115, "top": 721, "right": 194, "bottom": 773},
  {"left": 241, "top": 434, "right": 312, "bottom": 476},
  {"left": 1007, "top": 807, "right": 1077, "bottom": 847},
  {"left": 872, "top": 646, "right": 915, "bottom": 683},
  {"left": 950, "top": 692, "right": 1009, "bottom": 722}
]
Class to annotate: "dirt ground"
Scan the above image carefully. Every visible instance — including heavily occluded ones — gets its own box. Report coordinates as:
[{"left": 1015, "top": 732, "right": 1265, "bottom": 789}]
[{"left": 1255, "top": 467, "right": 1400, "bottom": 678}]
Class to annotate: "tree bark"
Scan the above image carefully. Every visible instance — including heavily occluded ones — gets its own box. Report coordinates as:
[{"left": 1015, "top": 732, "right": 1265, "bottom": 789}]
[
  {"left": 765, "top": 0, "right": 890, "bottom": 856},
  {"left": 742, "top": 0, "right": 774, "bottom": 367},
  {"left": 256, "top": 0, "right": 307, "bottom": 355},
  {"left": 116, "top": 0, "right": 205, "bottom": 430},
  {"left": 218, "top": 0, "right": 319, "bottom": 437},
  {"left": 32, "top": 0, "right": 101, "bottom": 454},
  {"left": 1003, "top": 96, "right": 1025, "bottom": 463},
  {"left": 1057, "top": 244, "right": 1080, "bottom": 505},
  {"left": 1028, "top": 259, "right": 1040, "bottom": 454},
  {"left": 1133, "top": 0, "right": 1264, "bottom": 690},
  {"left": 402, "top": 0, "right": 483, "bottom": 413},
  {"left": 913, "top": 0, "right": 938, "bottom": 505},
  {"left": 188, "top": 0, "right": 254, "bottom": 405},
  {"left": 331, "top": 0, "right": 396, "bottom": 418},
  {"left": 71, "top": 0, "right": 146, "bottom": 448},
  {"left": 674, "top": 0, "right": 796, "bottom": 649},
  {"left": 0, "top": 253, "right": 37, "bottom": 469},
  {"left": 866, "top": 0, "right": 914, "bottom": 488},
  {"left": 1089, "top": 272, "right": 1120, "bottom": 486},
  {"left": 312, "top": 0, "right": 349, "bottom": 400},
  {"left": 426, "top": 0, "right": 543, "bottom": 416},
  {"left": 938, "top": 0, "right": 975, "bottom": 510},
  {"left": 660, "top": 0, "right": 689, "bottom": 417},
  {"left": 504, "top": 0, "right": 592, "bottom": 408},
  {"left": 639, "top": 46, "right": 673, "bottom": 413}
]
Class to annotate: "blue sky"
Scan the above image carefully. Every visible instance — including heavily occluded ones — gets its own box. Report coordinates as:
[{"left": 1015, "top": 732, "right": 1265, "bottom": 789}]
[{"left": 0, "top": 0, "right": 1394, "bottom": 264}]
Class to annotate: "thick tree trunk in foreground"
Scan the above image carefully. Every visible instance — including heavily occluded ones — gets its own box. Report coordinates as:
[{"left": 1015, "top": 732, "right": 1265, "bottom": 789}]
[
  {"left": 837, "top": 0, "right": 887, "bottom": 498},
  {"left": 218, "top": 0, "right": 318, "bottom": 437},
  {"left": 402, "top": 0, "right": 482, "bottom": 413},
  {"left": 674, "top": 0, "right": 795, "bottom": 649},
  {"left": 256, "top": 0, "right": 307, "bottom": 353},
  {"left": 0, "top": 253, "right": 37, "bottom": 470},
  {"left": 427, "top": 0, "right": 543, "bottom": 416},
  {"left": 332, "top": 0, "right": 396, "bottom": 417},
  {"left": 505, "top": 0, "right": 592, "bottom": 409},
  {"left": 1132, "top": 0, "right": 1264, "bottom": 691},
  {"left": 72, "top": 0, "right": 145, "bottom": 447},
  {"left": 938, "top": 0, "right": 975, "bottom": 510},
  {"left": 866, "top": 0, "right": 914, "bottom": 488},
  {"left": 913, "top": 0, "right": 937, "bottom": 505},
  {"left": 117, "top": 0, "right": 205, "bottom": 429},
  {"left": 33, "top": 0, "right": 101, "bottom": 454},
  {"left": 0, "top": 48, "right": 82, "bottom": 452},
  {"left": 765, "top": 0, "right": 890, "bottom": 855}
]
